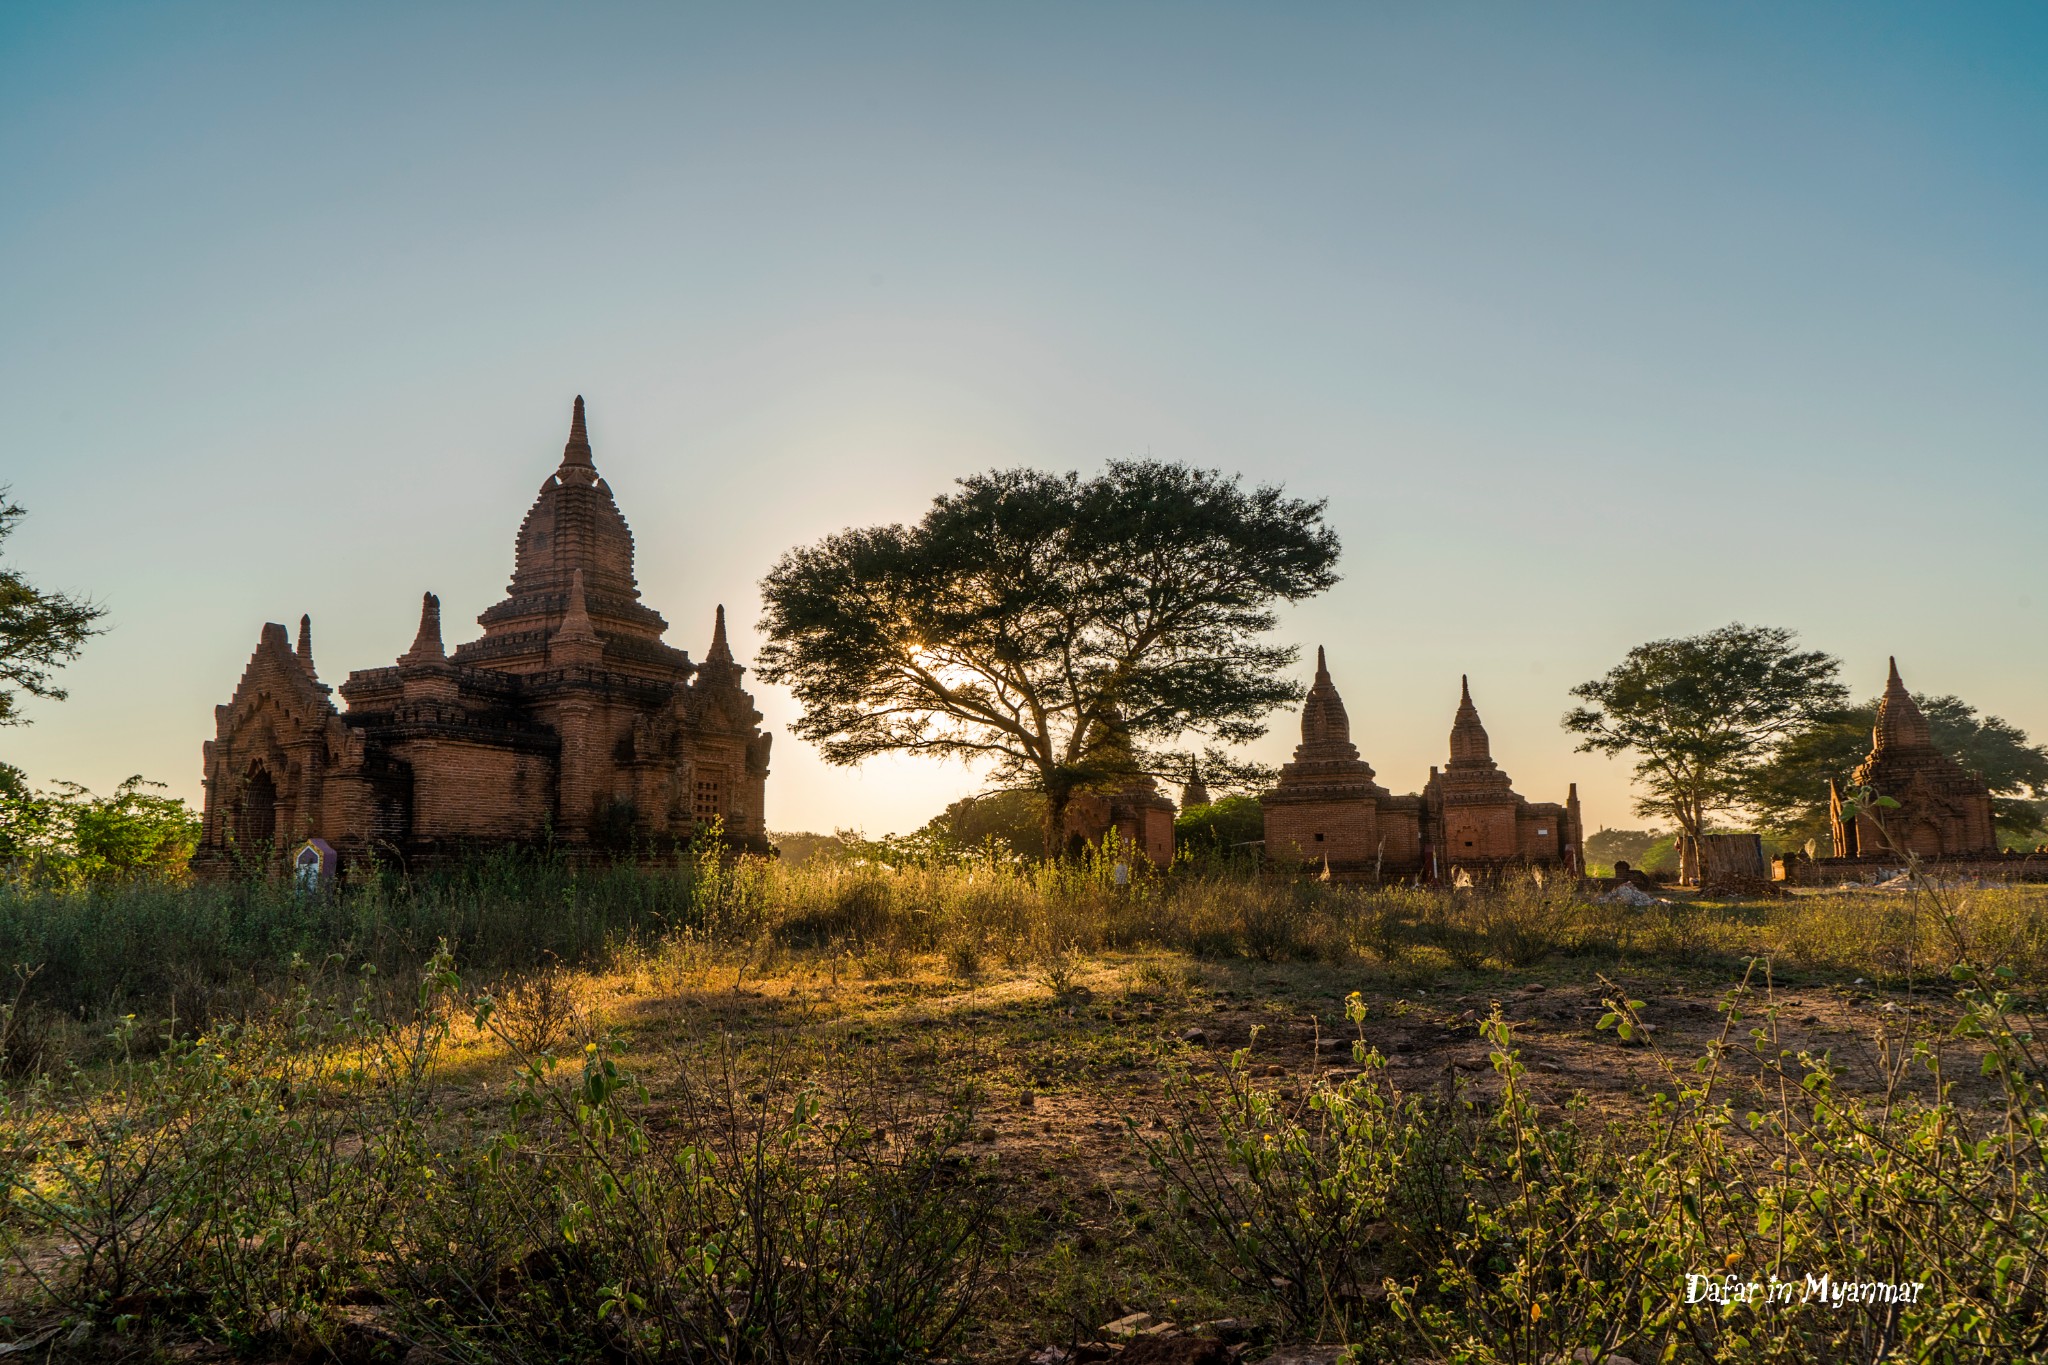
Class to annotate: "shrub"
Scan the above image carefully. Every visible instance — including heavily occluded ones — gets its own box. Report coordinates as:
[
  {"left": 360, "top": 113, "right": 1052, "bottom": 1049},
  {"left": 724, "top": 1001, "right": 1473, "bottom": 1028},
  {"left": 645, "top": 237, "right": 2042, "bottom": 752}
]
[{"left": 1149, "top": 968, "right": 2048, "bottom": 1362}]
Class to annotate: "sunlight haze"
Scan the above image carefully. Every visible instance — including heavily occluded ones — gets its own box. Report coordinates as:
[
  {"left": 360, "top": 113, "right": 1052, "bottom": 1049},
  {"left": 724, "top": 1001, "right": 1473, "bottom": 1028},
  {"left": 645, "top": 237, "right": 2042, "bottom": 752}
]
[{"left": 3, "top": 3, "right": 2045, "bottom": 839}]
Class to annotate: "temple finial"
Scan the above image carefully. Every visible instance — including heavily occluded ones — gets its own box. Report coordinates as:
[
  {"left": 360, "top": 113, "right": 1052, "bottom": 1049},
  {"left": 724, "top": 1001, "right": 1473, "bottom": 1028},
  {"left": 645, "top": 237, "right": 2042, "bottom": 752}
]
[
  {"left": 1888, "top": 655, "right": 1902, "bottom": 687},
  {"left": 562, "top": 395, "right": 593, "bottom": 467},
  {"left": 1315, "top": 645, "right": 1328, "bottom": 681},
  {"left": 706, "top": 603, "right": 733, "bottom": 662},
  {"left": 297, "top": 614, "right": 314, "bottom": 664},
  {"left": 1461, "top": 673, "right": 1472, "bottom": 704},
  {"left": 401, "top": 592, "right": 445, "bottom": 664}
]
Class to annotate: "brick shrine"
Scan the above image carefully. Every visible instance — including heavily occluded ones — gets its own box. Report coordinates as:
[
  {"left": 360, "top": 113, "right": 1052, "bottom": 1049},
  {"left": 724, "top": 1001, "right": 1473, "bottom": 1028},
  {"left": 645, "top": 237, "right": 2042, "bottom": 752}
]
[
  {"left": 1832, "top": 657, "right": 1998, "bottom": 859},
  {"left": 194, "top": 397, "right": 771, "bottom": 877},
  {"left": 1261, "top": 649, "right": 1583, "bottom": 881}
]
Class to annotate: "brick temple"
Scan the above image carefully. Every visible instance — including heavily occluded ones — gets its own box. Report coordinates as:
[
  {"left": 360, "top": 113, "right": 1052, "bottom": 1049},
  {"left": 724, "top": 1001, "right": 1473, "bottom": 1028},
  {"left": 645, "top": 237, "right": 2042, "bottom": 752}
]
[
  {"left": 1775, "top": 658, "right": 2048, "bottom": 885},
  {"left": 195, "top": 398, "right": 771, "bottom": 878},
  {"left": 1261, "top": 649, "right": 1583, "bottom": 881},
  {"left": 1829, "top": 658, "right": 1997, "bottom": 859}
]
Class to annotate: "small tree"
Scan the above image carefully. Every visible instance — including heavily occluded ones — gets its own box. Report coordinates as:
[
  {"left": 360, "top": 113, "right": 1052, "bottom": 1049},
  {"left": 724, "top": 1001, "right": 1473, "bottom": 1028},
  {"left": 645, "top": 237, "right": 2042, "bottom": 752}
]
[
  {"left": 0, "top": 489, "right": 106, "bottom": 726},
  {"left": 1563, "top": 623, "right": 1845, "bottom": 883},
  {"left": 758, "top": 461, "right": 1339, "bottom": 855}
]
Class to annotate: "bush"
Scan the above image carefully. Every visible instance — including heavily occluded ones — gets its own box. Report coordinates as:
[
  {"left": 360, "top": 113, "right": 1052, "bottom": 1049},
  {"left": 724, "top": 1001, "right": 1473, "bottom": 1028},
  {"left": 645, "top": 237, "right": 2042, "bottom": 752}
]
[{"left": 0, "top": 955, "right": 998, "bottom": 1364}]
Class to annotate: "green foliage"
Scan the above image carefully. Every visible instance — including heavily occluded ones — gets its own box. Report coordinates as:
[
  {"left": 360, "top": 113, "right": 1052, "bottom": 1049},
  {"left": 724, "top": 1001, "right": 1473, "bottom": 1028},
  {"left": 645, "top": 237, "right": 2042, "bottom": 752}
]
[
  {"left": 0, "top": 773, "right": 198, "bottom": 887},
  {"left": 920, "top": 789, "right": 1049, "bottom": 859},
  {"left": 0, "top": 490, "right": 106, "bottom": 726},
  {"left": 1565, "top": 624, "right": 1846, "bottom": 871},
  {"left": 1583, "top": 826, "right": 1667, "bottom": 871},
  {"left": 757, "top": 461, "right": 1340, "bottom": 852},
  {"left": 1174, "top": 793, "right": 1264, "bottom": 855},
  {"left": 1749, "top": 693, "right": 2048, "bottom": 845}
]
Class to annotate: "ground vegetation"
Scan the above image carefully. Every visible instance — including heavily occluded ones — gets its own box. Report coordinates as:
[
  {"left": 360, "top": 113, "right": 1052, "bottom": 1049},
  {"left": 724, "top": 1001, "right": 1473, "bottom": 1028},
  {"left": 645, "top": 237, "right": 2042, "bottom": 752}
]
[{"left": 2, "top": 846, "right": 2047, "bottom": 1360}]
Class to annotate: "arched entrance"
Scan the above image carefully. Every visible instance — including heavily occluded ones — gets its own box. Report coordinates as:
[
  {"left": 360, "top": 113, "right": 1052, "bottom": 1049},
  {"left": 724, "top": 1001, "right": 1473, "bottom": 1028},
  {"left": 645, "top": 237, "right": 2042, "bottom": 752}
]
[{"left": 236, "top": 767, "right": 278, "bottom": 851}]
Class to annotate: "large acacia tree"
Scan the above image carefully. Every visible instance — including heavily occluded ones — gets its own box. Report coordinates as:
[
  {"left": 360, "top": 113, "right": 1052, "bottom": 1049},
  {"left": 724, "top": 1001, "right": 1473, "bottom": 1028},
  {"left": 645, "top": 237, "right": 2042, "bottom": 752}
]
[
  {"left": 757, "top": 461, "right": 1340, "bottom": 855},
  {"left": 1564, "top": 623, "right": 1845, "bottom": 883}
]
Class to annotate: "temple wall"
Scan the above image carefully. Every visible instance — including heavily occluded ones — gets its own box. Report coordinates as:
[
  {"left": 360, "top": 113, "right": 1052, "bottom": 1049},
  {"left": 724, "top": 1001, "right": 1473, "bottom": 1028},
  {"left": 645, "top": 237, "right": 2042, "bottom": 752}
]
[
  {"left": 1440, "top": 803, "right": 1518, "bottom": 862},
  {"left": 1136, "top": 807, "right": 1175, "bottom": 866},
  {"left": 403, "top": 740, "right": 555, "bottom": 839},
  {"left": 1516, "top": 806, "right": 1568, "bottom": 860},
  {"left": 1265, "top": 799, "right": 1378, "bottom": 865},
  {"left": 1377, "top": 807, "right": 1422, "bottom": 865}
]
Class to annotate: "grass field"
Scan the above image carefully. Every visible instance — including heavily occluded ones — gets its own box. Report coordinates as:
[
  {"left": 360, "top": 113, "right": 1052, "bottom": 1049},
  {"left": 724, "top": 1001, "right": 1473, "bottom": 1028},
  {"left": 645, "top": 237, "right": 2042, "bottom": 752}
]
[{"left": 3, "top": 854, "right": 2046, "bottom": 1362}]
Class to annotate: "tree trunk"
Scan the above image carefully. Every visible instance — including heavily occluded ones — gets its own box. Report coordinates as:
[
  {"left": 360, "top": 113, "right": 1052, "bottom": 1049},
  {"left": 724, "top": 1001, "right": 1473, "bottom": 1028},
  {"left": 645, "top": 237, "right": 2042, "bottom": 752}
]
[
  {"left": 1674, "top": 799, "right": 1704, "bottom": 887},
  {"left": 1042, "top": 789, "right": 1070, "bottom": 863}
]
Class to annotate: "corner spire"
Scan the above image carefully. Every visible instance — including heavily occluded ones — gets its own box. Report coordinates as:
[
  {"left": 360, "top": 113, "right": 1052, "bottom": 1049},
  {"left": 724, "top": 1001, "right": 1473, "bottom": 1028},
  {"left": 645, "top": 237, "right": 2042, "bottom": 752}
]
[
  {"left": 550, "top": 568, "right": 604, "bottom": 664},
  {"left": 296, "top": 614, "right": 315, "bottom": 674},
  {"left": 562, "top": 395, "right": 593, "bottom": 468},
  {"left": 401, "top": 592, "right": 446, "bottom": 665}
]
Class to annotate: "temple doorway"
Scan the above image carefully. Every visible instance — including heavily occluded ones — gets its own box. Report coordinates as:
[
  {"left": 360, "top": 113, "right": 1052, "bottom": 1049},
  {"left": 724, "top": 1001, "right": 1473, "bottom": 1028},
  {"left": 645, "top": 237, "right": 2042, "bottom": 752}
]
[{"left": 236, "top": 768, "right": 278, "bottom": 850}]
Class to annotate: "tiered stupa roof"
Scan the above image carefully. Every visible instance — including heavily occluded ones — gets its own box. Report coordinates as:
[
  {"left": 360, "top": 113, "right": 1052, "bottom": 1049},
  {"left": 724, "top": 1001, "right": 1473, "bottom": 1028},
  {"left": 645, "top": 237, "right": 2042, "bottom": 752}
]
[
  {"left": 1433, "top": 676, "right": 1515, "bottom": 799},
  {"left": 453, "top": 397, "right": 693, "bottom": 680},
  {"left": 1267, "top": 648, "right": 1387, "bottom": 803}
]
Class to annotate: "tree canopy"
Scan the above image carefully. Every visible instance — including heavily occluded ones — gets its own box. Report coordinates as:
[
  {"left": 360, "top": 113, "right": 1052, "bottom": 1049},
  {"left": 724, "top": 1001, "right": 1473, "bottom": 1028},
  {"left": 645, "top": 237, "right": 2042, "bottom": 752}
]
[
  {"left": 1748, "top": 693, "right": 2048, "bottom": 846},
  {"left": 757, "top": 461, "right": 1340, "bottom": 853},
  {"left": 0, "top": 490, "right": 105, "bottom": 726},
  {"left": 0, "top": 772, "right": 199, "bottom": 887},
  {"left": 1583, "top": 826, "right": 1668, "bottom": 871},
  {"left": 1174, "top": 793, "right": 1266, "bottom": 858},
  {"left": 1563, "top": 623, "right": 1846, "bottom": 881}
]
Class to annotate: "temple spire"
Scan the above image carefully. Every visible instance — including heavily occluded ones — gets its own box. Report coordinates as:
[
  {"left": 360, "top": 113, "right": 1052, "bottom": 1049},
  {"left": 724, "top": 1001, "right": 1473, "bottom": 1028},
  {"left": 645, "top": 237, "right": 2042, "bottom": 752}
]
[
  {"left": 401, "top": 592, "right": 446, "bottom": 664},
  {"left": 561, "top": 395, "right": 593, "bottom": 468},
  {"left": 706, "top": 604, "right": 733, "bottom": 663},
  {"left": 1449, "top": 674, "right": 1492, "bottom": 766},
  {"left": 296, "top": 614, "right": 316, "bottom": 676},
  {"left": 1298, "top": 645, "right": 1353, "bottom": 750},
  {"left": 1874, "top": 655, "right": 1934, "bottom": 751}
]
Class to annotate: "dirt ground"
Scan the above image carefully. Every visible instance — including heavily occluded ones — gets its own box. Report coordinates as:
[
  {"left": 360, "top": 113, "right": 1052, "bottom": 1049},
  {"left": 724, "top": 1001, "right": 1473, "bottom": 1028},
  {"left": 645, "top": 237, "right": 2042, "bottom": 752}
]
[{"left": 439, "top": 937, "right": 2002, "bottom": 1355}]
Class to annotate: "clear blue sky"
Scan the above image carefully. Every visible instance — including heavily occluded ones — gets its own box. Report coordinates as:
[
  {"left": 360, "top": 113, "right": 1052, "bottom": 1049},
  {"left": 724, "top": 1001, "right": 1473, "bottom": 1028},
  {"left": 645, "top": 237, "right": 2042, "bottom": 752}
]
[{"left": 4, "top": 3, "right": 2045, "bottom": 836}]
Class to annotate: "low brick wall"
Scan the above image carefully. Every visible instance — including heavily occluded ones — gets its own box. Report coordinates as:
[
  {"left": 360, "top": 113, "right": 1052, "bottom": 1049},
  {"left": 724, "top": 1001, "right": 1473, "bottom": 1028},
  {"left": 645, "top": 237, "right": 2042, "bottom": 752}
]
[{"left": 1777, "top": 854, "right": 2048, "bottom": 887}]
